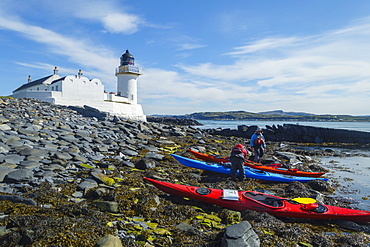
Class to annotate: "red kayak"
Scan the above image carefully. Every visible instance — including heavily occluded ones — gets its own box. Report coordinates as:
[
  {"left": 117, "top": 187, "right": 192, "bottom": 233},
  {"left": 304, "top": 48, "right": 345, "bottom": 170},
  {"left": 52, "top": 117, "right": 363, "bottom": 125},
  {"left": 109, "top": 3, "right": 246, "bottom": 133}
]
[
  {"left": 188, "top": 149, "right": 281, "bottom": 168},
  {"left": 143, "top": 177, "right": 370, "bottom": 223},
  {"left": 188, "top": 149, "right": 325, "bottom": 178}
]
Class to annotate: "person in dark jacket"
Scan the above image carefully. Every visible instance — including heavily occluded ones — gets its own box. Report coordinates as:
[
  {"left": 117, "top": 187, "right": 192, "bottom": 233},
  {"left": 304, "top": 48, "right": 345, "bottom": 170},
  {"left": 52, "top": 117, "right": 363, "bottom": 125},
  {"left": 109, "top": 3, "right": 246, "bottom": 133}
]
[{"left": 229, "top": 144, "right": 248, "bottom": 181}]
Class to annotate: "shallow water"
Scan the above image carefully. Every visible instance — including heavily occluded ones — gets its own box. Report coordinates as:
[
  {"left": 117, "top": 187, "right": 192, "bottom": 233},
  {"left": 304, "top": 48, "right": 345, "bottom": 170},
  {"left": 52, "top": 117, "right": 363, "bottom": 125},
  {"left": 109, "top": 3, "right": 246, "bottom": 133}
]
[
  {"left": 197, "top": 120, "right": 370, "bottom": 132},
  {"left": 316, "top": 155, "right": 370, "bottom": 211}
]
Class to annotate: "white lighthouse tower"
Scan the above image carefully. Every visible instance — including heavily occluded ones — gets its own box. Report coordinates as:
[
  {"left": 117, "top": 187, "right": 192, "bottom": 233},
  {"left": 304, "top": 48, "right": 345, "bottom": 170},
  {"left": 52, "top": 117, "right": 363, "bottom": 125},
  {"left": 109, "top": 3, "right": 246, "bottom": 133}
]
[{"left": 115, "top": 50, "right": 142, "bottom": 104}]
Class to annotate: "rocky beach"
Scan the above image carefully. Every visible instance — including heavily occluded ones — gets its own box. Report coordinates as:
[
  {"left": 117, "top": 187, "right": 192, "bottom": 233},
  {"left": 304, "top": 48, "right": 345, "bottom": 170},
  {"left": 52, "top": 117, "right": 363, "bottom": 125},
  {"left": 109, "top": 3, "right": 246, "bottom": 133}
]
[{"left": 0, "top": 97, "right": 370, "bottom": 246}]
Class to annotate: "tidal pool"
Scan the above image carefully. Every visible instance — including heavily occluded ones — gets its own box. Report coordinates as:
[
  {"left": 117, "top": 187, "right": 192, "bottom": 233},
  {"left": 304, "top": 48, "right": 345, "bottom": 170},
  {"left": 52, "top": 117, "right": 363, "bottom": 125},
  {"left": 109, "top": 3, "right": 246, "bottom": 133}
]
[{"left": 316, "top": 155, "right": 370, "bottom": 211}]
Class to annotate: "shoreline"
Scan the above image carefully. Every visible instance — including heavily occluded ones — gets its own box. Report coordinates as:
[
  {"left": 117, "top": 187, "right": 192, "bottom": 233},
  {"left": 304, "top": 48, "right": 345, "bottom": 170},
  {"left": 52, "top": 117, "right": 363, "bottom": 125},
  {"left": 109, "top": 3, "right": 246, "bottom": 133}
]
[{"left": 0, "top": 98, "right": 369, "bottom": 246}]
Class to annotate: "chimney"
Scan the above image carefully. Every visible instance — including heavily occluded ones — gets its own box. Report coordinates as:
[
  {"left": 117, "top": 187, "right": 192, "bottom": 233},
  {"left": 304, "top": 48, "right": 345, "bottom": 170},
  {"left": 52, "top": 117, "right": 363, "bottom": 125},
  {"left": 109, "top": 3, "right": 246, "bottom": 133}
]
[
  {"left": 28, "top": 75, "right": 32, "bottom": 83},
  {"left": 54, "top": 66, "right": 58, "bottom": 75},
  {"left": 77, "top": 69, "right": 83, "bottom": 78}
]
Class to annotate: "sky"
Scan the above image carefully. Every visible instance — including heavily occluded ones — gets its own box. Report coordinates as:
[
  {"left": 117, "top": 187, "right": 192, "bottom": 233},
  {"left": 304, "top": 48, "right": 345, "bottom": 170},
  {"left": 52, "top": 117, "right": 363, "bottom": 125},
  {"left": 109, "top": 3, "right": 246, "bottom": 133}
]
[{"left": 1, "top": 0, "right": 370, "bottom": 116}]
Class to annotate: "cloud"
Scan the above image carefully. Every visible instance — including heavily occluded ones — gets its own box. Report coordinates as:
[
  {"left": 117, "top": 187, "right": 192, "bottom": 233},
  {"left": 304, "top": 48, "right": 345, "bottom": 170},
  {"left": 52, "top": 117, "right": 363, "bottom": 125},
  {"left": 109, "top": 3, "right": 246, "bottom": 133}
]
[
  {"left": 227, "top": 37, "right": 302, "bottom": 55},
  {"left": 0, "top": 0, "right": 146, "bottom": 35},
  {"left": 101, "top": 13, "right": 141, "bottom": 34},
  {"left": 67, "top": 1, "right": 144, "bottom": 34},
  {"left": 0, "top": 14, "right": 118, "bottom": 87},
  {"left": 177, "top": 43, "right": 206, "bottom": 51}
]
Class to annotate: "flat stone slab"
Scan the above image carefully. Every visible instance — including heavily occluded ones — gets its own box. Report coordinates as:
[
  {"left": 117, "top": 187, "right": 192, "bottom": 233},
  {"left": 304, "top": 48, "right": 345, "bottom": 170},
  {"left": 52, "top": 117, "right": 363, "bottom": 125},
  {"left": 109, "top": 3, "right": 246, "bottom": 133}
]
[{"left": 4, "top": 169, "right": 34, "bottom": 183}]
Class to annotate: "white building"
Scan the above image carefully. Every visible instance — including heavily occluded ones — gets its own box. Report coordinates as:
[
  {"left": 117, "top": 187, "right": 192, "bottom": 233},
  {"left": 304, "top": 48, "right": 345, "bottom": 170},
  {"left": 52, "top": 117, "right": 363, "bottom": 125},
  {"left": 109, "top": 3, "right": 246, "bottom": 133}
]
[{"left": 11, "top": 50, "right": 146, "bottom": 121}]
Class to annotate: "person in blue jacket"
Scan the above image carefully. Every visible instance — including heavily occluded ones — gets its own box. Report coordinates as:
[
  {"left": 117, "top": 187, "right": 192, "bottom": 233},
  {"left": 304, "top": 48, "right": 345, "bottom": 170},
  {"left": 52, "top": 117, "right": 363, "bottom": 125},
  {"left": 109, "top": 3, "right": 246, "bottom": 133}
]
[{"left": 250, "top": 127, "right": 266, "bottom": 163}]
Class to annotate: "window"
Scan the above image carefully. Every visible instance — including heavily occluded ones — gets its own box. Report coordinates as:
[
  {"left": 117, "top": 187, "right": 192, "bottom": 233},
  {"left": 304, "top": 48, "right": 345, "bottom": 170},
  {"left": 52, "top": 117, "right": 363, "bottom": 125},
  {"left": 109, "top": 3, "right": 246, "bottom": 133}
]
[
  {"left": 56, "top": 86, "right": 59, "bottom": 91},
  {"left": 37, "top": 87, "right": 39, "bottom": 91},
  {"left": 52, "top": 87, "right": 54, "bottom": 91}
]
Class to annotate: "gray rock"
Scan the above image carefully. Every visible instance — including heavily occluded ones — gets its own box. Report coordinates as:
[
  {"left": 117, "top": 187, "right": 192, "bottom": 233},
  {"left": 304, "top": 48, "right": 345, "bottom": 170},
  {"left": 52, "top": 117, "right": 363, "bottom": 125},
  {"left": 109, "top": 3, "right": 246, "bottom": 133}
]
[
  {"left": 122, "top": 149, "right": 139, "bottom": 156},
  {"left": 221, "top": 221, "right": 260, "bottom": 247},
  {"left": 0, "top": 195, "right": 37, "bottom": 206},
  {"left": 5, "top": 139, "right": 23, "bottom": 148},
  {"left": 4, "top": 169, "right": 34, "bottom": 183},
  {"left": 43, "top": 143, "right": 59, "bottom": 152},
  {"left": 19, "top": 148, "right": 49, "bottom": 157},
  {"left": 75, "top": 129, "right": 90, "bottom": 138},
  {"left": 121, "top": 161, "right": 135, "bottom": 168},
  {"left": 18, "top": 127, "right": 39, "bottom": 136},
  {"left": 72, "top": 191, "right": 84, "bottom": 198},
  {"left": 95, "top": 234, "right": 123, "bottom": 247},
  {"left": 54, "top": 152, "right": 73, "bottom": 160},
  {"left": 136, "top": 133, "right": 151, "bottom": 140},
  {"left": 135, "top": 159, "right": 156, "bottom": 170},
  {"left": 92, "top": 201, "right": 119, "bottom": 213},
  {"left": 176, "top": 222, "right": 195, "bottom": 232},
  {"left": 144, "top": 152, "right": 164, "bottom": 161},
  {"left": 0, "top": 143, "right": 10, "bottom": 154},
  {"left": 77, "top": 179, "right": 99, "bottom": 191},
  {"left": 0, "top": 162, "right": 17, "bottom": 169},
  {"left": 18, "top": 160, "right": 42, "bottom": 169},
  {"left": 90, "top": 153, "right": 105, "bottom": 161},
  {"left": 3, "top": 154, "right": 25, "bottom": 164},
  {"left": 156, "top": 139, "right": 175, "bottom": 145},
  {"left": 73, "top": 155, "right": 87, "bottom": 162},
  {"left": 0, "top": 124, "right": 11, "bottom": 131},
  {"left": 34, "top": 170, "right": 57, "bottom": 178},
  {"left": 0, "top": 185, "right": 15, "bottom": 194},
  {"left": 0, "top": 167, "right": 16, "bottom": 182},
  {"left": 143, "top": 146, "right": 159, "bottom": 152},
  {"left": 26, "top": 156, "right": 43, "bottom": 162}
]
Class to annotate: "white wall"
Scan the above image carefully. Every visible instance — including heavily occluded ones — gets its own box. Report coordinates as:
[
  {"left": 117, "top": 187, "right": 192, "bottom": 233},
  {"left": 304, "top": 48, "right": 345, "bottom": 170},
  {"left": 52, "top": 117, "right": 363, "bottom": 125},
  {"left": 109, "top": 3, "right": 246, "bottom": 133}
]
[
  {"left": 53, "top": 97, "right": 146, "bottom": 121},
  {"left": 61, "top": 75, "right": 104, "bottom": 100}
]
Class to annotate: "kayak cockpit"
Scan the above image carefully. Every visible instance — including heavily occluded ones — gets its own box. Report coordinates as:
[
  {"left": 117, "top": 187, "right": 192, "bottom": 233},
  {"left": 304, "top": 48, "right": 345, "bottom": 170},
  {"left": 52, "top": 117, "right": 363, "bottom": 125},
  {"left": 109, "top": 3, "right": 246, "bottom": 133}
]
[{"left": 243, "top": 191, "right": 283, "bottom": 208}]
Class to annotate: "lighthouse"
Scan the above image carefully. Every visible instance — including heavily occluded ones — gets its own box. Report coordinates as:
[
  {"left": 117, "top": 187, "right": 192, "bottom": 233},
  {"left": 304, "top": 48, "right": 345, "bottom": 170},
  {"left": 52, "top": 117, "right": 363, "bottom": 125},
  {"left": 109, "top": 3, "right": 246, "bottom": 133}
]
[{"left": 115, "top": 50, "right": 142, "bottom": 104}]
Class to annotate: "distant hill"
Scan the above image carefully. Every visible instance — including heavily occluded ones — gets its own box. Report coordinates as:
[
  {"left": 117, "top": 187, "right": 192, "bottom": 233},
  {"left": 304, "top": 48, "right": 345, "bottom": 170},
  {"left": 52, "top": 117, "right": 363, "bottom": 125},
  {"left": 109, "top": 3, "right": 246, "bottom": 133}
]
[
  {"left": 257, "top": 110, "right": 315, "bottom": 116},
  {"left": 153, "top": 110, "right": 370, "bottom": 122}
]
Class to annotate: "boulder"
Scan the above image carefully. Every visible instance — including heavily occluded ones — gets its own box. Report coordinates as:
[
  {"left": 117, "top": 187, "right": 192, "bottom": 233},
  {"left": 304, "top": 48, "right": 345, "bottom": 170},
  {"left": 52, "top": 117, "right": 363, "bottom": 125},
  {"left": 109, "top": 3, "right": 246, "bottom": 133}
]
[
  {"left": 95, "top": 234, "right": 123, "bottom": 247},
  {"left": 221, "top": 221, "right": 260, "bottom": 247}
]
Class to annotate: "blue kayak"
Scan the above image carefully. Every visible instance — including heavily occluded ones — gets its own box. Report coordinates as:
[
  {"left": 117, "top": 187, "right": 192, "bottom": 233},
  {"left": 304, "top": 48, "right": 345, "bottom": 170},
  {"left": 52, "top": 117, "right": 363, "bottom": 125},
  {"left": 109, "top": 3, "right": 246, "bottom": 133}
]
[{"left": 171, "top": 154, "right": 328, "bottom": 183}]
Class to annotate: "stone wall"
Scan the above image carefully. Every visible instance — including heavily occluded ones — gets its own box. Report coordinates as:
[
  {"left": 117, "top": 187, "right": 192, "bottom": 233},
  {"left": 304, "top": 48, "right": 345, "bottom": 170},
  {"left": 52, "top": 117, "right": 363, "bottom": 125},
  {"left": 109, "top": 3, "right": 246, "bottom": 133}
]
[{"left": 204, "top": 123, "right": 370, "bottom": 143}]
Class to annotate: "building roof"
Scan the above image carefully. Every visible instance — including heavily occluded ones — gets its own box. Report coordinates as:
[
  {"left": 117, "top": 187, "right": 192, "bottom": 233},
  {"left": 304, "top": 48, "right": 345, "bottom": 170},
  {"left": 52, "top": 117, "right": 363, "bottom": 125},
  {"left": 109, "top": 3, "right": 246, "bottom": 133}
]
[
  {"left": 50, "top": 76, "right": 66, "bottom": 85},
  {"left": 13, "top": 75, "right": 54, "bottom": 93}
]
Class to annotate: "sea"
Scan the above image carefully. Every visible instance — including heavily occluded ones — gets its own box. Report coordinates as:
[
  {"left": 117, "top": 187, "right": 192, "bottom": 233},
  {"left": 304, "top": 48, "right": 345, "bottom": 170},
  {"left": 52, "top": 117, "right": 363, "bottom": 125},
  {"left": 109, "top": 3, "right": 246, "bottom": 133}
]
[
  {"left": 197, "top": 120, "right": 370, "bottom": 211},
  {"left": 196, "top": 120, "right": 370, "bottom": 132}
]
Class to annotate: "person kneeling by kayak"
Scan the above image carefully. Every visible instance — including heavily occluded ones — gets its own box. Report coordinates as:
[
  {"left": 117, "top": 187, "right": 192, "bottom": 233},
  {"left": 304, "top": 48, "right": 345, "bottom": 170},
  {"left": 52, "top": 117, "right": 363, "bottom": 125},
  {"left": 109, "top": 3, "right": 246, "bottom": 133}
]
[{"left": 230, "top": 144, "right": 248, "bottom": 181}]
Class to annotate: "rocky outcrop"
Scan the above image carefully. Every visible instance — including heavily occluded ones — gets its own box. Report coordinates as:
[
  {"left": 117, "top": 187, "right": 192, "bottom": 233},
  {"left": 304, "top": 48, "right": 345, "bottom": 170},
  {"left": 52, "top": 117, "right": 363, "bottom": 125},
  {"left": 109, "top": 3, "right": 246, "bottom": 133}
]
[
  {"left": 205, "top": 124, "right": 370, "bottom": 143},
  {"left": 147, "top": 116, "right": 202, "bottom": 126}
]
